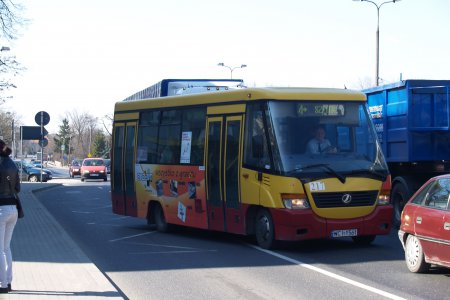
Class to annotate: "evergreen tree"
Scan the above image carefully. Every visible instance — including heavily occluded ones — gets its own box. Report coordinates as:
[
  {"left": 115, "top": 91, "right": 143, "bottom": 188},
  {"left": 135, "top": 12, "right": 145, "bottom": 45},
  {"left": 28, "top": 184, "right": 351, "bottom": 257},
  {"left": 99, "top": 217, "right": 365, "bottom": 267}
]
[
  {"left": 92, "top": 131, "right": 107, "bottom": 157},
  {"left": 53, "top": 118, "right": 71, "bottom": 162}
]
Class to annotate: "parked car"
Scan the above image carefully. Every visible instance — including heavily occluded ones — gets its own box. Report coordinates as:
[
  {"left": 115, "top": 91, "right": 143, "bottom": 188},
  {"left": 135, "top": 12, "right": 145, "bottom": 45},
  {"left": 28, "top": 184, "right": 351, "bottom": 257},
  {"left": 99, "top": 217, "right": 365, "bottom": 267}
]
[
  {"left": 69, "top": 159, "right": 82, "bottom": 178},
  {"left": 22, "top": 162, "right": 53, "bottom": 180},
  {"left": 80, "top": 158, "right": 107, "bottom": 182},
  {"left": 31, "top": 160, "right": 48, "bottom": 168},
  {"left": 13, "top": 160, "right": 49, "bottom": 182},
  {"left": 398, "top": 174, "right": 450, "bottom": 273}
]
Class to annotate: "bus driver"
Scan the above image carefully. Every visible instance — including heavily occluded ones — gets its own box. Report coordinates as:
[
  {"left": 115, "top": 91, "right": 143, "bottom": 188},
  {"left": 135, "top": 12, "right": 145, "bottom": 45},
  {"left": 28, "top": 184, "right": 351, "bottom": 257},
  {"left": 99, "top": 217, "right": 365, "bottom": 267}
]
[{"left": 306, "top": 125, "right": 337, "bottom": 154}]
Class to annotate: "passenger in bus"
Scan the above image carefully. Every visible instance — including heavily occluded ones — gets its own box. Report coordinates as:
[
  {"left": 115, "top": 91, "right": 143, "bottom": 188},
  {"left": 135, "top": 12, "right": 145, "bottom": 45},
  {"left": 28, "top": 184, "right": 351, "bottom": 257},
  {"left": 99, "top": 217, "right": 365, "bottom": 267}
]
[
  {"left": 306, "top": 125, "right": 337, "bottom": 154},
  {"left": 160, "top": 146, "right": 174, "bottom": 164}
]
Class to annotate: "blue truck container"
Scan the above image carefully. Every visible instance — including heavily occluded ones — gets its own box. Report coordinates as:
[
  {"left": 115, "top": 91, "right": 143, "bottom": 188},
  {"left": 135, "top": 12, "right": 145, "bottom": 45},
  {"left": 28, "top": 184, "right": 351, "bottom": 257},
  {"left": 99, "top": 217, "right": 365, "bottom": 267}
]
[{"left": 363, "top": 79, "right": 450, "bottom": 225}]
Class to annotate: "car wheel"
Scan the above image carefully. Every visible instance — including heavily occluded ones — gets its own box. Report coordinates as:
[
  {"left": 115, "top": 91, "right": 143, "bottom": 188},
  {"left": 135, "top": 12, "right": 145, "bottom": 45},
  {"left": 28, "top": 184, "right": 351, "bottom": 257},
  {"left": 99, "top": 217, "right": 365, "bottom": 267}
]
[
  {"left": 352, "top": 235, "right": 376, "bottom": 245},
  {"left": 405, "top": 234, "right": 429, "bottom": 273},
  {"left": 154, "top": 204, "right": 170, "bottom": 232},
  {"left": 103, "top": 177, "right": 107, "bottom": 182},
  {"left": 29, "top": 175, "right": 38, "bottom": 182},
  {"left": 255, "top": 209, "right": 276, "bottom": 249},
  {"left": 81, "top": 177, "right": 85, "bottom": 182}
]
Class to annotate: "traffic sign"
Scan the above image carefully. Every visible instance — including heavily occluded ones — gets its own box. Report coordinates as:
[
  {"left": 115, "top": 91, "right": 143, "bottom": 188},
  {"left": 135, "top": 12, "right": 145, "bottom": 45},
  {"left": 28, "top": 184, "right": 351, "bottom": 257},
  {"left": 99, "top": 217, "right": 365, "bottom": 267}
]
[
  {"left": 21, "top": 126, "right": 49, "bottom": 140},
  {"left": 35, "top": 111, "right": 50, "bottom": 126},
  {"left": 39, "top": 138, "right": 48, "bottom": 148}
]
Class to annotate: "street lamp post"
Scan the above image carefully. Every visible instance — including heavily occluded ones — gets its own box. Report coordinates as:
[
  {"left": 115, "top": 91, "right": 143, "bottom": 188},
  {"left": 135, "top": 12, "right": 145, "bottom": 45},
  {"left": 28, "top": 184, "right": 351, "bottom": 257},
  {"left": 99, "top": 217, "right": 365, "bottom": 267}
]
[
  {"left": 217, "top": 63, "right": 247, "bottom": 79},
  {"left": 354, "top": 0, "right": 400, "bottom": 86}
]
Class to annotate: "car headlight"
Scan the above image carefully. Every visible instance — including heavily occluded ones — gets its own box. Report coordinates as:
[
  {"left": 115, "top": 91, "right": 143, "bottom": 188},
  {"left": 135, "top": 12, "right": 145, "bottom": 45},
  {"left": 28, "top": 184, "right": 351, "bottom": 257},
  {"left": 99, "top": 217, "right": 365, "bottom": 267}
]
[
  {"left": 100, "top": 170, "right": 105, "bottom": 173},
  {"left": 282, "top": 194, "right": 310, "bottom": 209}
]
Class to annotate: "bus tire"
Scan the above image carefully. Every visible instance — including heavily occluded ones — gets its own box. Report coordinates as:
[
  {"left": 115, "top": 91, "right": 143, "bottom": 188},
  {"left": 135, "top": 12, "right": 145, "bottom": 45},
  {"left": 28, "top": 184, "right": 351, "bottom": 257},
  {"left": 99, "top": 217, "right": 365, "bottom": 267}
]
[
  {"left": 255, "top": 209, "right": 276, "bottom": 249},
  {"left": 391, "top": 179, "right": 411, "bottom": 228},
  {"left": 154, "top": 204, "right": 170, "bottom": 233}
]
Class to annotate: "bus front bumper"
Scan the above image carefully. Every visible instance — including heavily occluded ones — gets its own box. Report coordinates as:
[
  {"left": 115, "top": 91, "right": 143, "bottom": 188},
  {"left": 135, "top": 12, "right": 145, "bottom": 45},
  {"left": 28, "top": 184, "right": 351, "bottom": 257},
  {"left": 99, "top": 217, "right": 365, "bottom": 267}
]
[{"left": 270, "top": 205, "right": 393, "bottom": 241}]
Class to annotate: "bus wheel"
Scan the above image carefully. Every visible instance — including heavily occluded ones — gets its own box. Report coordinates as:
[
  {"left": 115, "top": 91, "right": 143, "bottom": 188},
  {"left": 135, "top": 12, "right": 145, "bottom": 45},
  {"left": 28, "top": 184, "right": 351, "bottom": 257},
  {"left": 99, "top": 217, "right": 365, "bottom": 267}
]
[
  {"left": 154, "top": 204, "right": 170, "bottom": 233},
  {"left": 255, "top": 209, "right": 275, "bottom": 249},
  {"left": 352, "top": 235, "right": 376, "bottom": 245}
]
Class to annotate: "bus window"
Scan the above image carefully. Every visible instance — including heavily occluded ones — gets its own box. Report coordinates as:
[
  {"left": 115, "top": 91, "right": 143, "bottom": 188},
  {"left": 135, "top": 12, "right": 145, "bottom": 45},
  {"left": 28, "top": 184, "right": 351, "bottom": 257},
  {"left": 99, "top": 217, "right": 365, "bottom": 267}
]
[
  {"left": 182, "top": 108, "right": 206, "bottom": 165},
  {"left": 243, "top": 103, "right": 270, "bottom": 170},
  {"left": 157, "top": 110, "right": 181, "bottom": 164},
  {"left": 137, "top": 111, "right": 160, "bottom": 164}
]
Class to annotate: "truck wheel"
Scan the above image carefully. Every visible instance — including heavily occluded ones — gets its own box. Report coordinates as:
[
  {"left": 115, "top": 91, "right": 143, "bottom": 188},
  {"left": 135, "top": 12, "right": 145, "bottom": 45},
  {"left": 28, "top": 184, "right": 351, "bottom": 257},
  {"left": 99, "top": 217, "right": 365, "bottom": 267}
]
[
  {"left": 255, "top": 209, "right": 276, "bottom": 249},
  {"left": 391, "top": 181, "right": 411, "bottom": 228}
]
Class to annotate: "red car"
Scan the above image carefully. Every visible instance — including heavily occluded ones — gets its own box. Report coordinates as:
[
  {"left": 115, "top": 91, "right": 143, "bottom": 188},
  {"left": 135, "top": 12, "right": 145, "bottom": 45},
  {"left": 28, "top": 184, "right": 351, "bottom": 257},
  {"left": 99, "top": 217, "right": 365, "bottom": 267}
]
[
  {"left": 69, "top": 159, "right": 81, "bottom": 178},
  {"left": 80, "top": 158, "right": 107, "bottom": 182},
  {"left": 398, "top": 174, "right": 450, "bottom": 273}
]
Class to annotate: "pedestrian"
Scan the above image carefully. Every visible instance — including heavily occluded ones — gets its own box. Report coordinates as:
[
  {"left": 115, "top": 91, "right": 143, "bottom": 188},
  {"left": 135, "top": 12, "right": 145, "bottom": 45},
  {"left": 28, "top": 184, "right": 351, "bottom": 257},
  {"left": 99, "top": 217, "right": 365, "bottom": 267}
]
[{"left": 0, "top": 139, "right": 20, "bottom": 293}]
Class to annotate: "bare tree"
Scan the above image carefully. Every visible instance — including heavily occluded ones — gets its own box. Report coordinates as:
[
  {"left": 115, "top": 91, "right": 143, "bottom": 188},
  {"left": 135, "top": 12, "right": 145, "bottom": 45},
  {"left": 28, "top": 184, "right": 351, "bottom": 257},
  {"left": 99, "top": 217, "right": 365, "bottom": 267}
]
[
  {"left": 0, "top": 0, "right": 25, "bottom": 104},
  {"left": 0, "top": 0, "right": 23, "bottom": 40},
  {"left": 66, "top": 110, "right": 99, "bottom": 158}
]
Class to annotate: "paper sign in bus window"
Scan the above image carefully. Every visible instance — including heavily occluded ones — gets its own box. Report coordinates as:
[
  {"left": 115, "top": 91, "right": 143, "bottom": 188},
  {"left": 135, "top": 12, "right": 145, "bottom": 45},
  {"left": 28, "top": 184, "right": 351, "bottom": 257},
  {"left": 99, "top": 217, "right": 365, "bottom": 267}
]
[{"left": 180, "top": 131, "right": 192, "bottom": 164}]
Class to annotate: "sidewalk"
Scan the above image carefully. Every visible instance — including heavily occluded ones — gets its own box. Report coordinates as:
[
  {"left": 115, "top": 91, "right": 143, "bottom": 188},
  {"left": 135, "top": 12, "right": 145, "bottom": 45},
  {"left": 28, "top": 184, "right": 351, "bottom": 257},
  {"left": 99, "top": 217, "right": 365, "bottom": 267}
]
[{"left": 4, "top": 182, "right": 124, "bottom": 299}]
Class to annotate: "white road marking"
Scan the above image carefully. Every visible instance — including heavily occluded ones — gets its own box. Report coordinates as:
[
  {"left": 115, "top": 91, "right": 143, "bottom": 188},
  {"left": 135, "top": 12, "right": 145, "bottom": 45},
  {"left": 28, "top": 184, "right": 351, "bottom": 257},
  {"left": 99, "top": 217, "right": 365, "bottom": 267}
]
[
  {"left": 130, "top": 249, "right": 218, "bottom": 254},
  {"left": 109, "top": 231, "right": 156, "bottom": 242},
  {"left": 249, "top": 244, "right": 406, "bottom": 300}
]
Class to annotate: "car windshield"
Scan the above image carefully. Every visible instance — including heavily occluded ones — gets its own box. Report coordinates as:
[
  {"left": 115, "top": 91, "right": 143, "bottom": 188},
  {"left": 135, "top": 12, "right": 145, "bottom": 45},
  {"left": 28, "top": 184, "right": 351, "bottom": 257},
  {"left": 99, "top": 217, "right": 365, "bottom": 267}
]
[
  {"left": 84, "top": 159, "right": 104, "bottom": 166},
  {"left": 267, "top": 100, "right": 389, "bottom": 180}
]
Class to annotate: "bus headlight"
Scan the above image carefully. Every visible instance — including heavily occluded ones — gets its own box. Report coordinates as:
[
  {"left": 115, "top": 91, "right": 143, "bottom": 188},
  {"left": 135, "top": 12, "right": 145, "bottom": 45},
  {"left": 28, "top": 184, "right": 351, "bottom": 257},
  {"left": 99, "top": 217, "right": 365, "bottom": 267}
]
[
  {"left": 282, "top": 194, "right": 310, "bottom": 209},
  {"left": 377, "top": 194, "right": 390, "bottom": 205},
  {"left": 378, "top": 175, "right": 391, "bottom": 205}
]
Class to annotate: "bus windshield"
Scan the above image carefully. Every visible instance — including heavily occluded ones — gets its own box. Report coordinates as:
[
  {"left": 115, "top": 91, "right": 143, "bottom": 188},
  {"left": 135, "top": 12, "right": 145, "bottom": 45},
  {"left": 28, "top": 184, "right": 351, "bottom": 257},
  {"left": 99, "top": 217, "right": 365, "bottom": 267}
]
[{"left": 267, "top": 101, "right": 388, "bottom": 180}]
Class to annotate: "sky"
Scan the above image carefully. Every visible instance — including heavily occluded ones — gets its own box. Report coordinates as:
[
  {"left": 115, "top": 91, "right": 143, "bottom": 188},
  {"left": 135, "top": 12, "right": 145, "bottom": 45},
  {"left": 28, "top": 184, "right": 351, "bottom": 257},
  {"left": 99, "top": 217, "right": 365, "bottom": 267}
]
[{"left": 3, "top": 0, "right": 450, "bottom": 133}]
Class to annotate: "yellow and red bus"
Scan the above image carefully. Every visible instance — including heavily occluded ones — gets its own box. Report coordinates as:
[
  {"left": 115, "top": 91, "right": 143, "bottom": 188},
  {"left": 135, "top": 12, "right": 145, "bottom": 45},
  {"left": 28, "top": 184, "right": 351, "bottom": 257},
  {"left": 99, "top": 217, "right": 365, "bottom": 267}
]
[{"left": 111, "top": 79, "right": 392, "bottom": 249}]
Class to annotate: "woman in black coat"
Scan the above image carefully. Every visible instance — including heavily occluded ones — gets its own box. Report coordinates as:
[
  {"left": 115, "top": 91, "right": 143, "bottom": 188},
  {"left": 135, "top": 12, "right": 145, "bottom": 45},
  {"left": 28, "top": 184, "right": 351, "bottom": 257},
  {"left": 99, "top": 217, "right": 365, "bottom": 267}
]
[{"left": 0, "top": 139, "right": 20, "bottom": 293}]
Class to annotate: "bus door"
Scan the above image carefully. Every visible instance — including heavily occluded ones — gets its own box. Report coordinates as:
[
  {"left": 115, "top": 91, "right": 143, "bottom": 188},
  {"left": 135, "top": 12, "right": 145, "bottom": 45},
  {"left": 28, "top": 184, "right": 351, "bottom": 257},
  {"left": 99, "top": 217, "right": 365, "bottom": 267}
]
[
  {"left": 112, "top": 121, "right": 138, "bottom": 217},
  {"left": 206, "top": 114, "right": 244, "bottom": 234}
]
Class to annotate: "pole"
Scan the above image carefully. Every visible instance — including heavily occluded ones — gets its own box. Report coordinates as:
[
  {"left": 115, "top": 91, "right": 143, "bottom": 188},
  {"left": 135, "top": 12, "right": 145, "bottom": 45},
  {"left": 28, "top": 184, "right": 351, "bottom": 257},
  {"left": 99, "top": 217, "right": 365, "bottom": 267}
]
[
  {"left": 356, "top": 0, "right": 399, "bottom": 86},
  {"left": 40, "top": 111, "right": 43, "bottom": 183},
  {"left": 10, "top": 118, "right": 14, "bottom": 159},
  {"left": 375, "top": 6, "right": 380, "bottom": 86}
]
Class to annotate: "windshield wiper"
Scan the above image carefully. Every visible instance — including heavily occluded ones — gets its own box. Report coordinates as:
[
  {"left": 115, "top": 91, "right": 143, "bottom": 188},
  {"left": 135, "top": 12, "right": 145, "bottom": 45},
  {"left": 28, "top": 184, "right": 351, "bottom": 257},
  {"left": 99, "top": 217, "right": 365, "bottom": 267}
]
[
  {"left": 350, "top": 168, "right": 388, "bottom": 181},
  {"left": 287, "top": 163, "right": 346, "bottom": 184}
]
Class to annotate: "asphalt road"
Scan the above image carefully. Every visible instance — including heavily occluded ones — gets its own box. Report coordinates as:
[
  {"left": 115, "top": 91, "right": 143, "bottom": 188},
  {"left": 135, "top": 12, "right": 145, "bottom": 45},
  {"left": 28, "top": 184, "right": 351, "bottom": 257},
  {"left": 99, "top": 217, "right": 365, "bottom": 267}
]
[{"left": 35, "top": 166, "right": 450, "bottom": 300}]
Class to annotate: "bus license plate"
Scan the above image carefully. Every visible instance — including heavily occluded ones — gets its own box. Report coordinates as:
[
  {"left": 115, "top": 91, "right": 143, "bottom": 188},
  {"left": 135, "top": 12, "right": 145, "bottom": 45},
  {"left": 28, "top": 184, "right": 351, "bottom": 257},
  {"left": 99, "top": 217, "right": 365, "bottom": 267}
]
[{"left": 331, "top": 229, "right": 358, "bottom": 238}]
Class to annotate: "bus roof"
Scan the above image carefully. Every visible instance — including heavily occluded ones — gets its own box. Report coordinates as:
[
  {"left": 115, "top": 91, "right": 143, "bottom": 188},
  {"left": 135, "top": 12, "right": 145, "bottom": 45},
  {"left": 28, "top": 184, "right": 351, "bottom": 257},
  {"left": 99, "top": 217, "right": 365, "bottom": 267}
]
[
  {"left": 122, "top": 79, "right": 245, "bottom": 101},
  {"left": 115, "top": 87, "right": 366, "bottom": 113}
]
